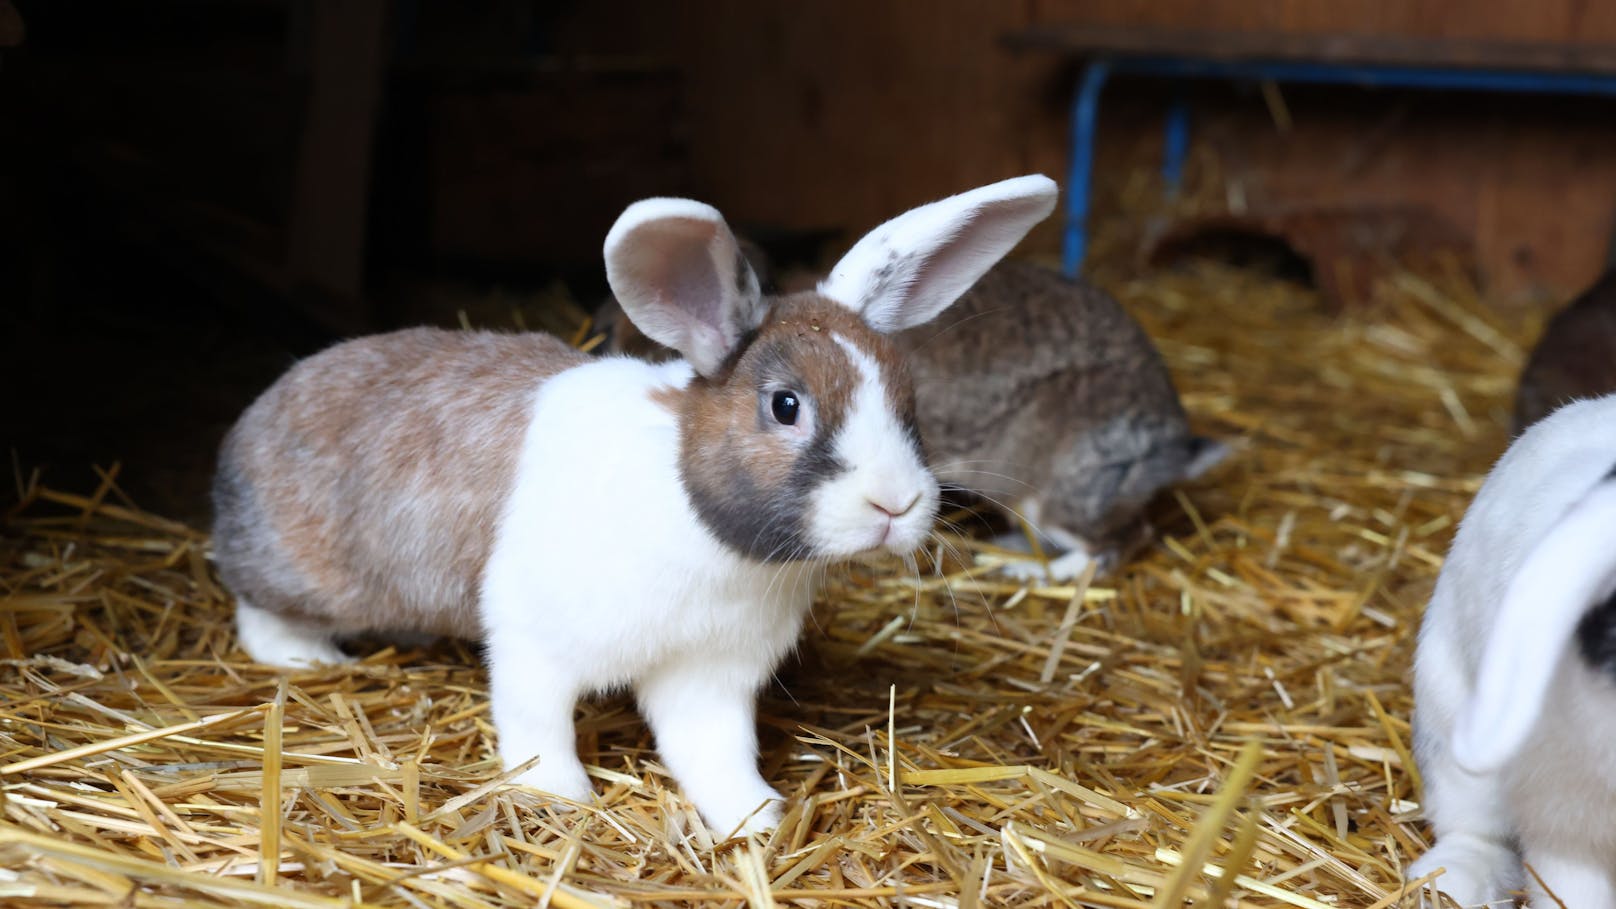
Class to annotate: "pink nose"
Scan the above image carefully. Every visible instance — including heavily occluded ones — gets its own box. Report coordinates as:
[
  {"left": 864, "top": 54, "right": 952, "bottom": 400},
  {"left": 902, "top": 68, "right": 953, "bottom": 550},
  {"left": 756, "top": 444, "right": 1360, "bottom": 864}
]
[{"left": 867, "top": 492, "right": 922, "bottom": 519}]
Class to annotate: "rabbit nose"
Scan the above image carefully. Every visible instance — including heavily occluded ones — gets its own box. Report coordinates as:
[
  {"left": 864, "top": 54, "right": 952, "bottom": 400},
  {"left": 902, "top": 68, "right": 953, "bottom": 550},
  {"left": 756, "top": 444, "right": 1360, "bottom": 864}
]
[{"left": 868, "top": 492, "right": 922, "bottom": 519}]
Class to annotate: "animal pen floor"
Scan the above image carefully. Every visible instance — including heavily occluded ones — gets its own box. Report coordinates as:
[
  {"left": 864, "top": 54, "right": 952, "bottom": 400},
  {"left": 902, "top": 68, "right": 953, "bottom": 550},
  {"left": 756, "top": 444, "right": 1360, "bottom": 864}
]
[{"left": 0, "top": 262, "right": 1530, "bottom": 908}]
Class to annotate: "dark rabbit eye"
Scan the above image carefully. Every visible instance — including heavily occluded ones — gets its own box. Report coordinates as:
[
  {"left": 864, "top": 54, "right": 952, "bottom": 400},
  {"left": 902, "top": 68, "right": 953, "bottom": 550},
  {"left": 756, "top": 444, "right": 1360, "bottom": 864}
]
[{"left": 771, "top": 390, "right": 800, "bottom": 425}]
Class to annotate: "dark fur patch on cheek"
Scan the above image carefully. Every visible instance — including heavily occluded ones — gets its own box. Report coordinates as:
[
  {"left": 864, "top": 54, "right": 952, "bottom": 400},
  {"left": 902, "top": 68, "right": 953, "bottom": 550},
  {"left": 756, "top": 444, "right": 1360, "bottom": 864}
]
[
  {"left": 788, "top": 424, "right": 847, "bottom": 497},
  {"left": 680, "top": 376, "right": 820, "bottom": 563},
  {"left": 684, "top": 453, "right": 807, "bottom": 561},
  {"left": 1577, "top": 586, "right": 1616, "bottom": 680}
]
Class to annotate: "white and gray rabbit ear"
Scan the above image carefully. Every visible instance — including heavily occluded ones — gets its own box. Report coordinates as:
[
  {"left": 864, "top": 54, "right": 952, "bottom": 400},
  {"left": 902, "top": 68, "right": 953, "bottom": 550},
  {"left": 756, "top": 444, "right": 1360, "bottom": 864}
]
[
  {"left": 604, "top": 198, "right": 765, "bottom": 377},
  {"left": 818, "top": 174, "right": 1059, "bottom": 334},
  {"left": 1453, "top": 476, "right": 1616, "bottom": 774}
]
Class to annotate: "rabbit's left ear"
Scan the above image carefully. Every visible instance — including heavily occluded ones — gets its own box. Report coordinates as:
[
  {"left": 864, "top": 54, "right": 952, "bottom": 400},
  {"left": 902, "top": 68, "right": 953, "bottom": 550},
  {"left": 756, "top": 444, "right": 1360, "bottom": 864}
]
[
  {"left": 818, "top": 175, "right": 1058, "bottom": 334},
  {"left": 1453, "top": 477, "right": 1616, "bottom": 773},
  {"left": 604, "top": 198, "right": 764, "bottom": 378}
]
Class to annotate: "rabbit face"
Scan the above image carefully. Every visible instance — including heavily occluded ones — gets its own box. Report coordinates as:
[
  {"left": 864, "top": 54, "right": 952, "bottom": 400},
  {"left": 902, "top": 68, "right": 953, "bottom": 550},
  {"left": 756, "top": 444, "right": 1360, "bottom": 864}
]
[{"left": 675, "top": 294, "right": 938, "bottom": 562}]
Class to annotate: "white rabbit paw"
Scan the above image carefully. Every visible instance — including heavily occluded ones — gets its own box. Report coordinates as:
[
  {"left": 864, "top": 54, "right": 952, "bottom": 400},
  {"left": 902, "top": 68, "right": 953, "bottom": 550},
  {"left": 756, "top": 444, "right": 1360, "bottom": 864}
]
[
  {"left": 511, "top": 761, "right": 596, "bottom": 807},
  {"left": 1407, "top": 838, "right": 1521, "bottom": 908},
  {"left": 699, "top": 784, "right": 784, "bottom": 839},
  {"left": 236, "top": 600, "right": 354, "bottom": 668}
]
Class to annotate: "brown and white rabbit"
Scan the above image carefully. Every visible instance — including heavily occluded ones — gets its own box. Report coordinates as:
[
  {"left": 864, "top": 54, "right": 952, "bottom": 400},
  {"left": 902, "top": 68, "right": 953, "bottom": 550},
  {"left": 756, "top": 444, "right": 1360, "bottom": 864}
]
[
  {"left": 601, "top": 260, "right": 1225, "bottom": 579},
  {"left": 1514, "top": 271, "right": 1616, "bottom": 432},
  {"left": 210, "top": 175, "right": 1059, "bottom": 836}
]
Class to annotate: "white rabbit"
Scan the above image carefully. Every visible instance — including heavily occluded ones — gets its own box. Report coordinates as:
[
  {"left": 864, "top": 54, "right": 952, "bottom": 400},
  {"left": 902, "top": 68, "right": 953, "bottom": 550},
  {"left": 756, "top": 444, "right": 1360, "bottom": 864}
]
[
  {"left": 210, "top": 175, "right": 1059, "bottom": 836},
  {"left": 1410, "top": 392, "right": 1616, "bottom": 907}
]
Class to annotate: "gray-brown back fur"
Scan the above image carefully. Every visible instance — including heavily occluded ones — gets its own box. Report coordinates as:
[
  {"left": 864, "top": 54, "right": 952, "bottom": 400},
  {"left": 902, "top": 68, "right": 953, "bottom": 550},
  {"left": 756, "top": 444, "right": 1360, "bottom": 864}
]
[
  {"left": 896, "top": 261, "right": 1210, "bottom": 550},
  {"left": 213, "top": 328, "right": 588, "bottom": 637}
]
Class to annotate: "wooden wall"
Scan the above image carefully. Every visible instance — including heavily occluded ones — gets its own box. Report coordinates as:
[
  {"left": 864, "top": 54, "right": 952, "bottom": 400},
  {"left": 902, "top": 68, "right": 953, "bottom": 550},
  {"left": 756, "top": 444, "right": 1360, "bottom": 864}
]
[
  {"left": 1030, "top": 0, "right": 1616, "bottom": 45},
  {"left": 552, "top": 0, "right": 1616, "bottom": 302}
]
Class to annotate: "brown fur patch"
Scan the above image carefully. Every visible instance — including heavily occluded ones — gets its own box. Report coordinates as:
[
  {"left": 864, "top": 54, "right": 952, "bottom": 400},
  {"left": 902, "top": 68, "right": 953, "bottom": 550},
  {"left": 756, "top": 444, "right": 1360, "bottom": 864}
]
[{"left": 212, "top": 328, "right": 588, "bottom": 636}]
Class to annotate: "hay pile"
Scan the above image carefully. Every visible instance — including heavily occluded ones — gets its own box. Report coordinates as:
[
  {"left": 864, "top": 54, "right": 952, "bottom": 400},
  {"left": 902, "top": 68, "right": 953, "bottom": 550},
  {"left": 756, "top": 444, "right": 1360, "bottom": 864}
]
[{"left": 0, "top": 263, "right": 1534, "bottom": 907}]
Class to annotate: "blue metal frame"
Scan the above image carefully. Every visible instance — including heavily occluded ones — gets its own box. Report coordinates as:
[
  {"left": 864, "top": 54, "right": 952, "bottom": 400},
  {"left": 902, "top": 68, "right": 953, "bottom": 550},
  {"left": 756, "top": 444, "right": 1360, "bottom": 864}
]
[
  {"left": 1062, "top": 56, "right": 1616, "bottom": 277},
  {"left": 1162, "top": 93, "right": 1192, "bottom": 195},
  {"left": 1063, "top": 60, "right": 1111, "bottom": 271}
]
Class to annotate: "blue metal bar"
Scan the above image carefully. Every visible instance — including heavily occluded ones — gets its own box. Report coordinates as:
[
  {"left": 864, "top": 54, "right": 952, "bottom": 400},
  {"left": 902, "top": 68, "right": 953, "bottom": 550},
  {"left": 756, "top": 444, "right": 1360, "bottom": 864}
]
[
  {"left": 1061, "top": 52, "right": 1616, "bottom": 274},
  {"left": 1064, "top": 59, "right": 1111, "bottom": 279},
  {"left": 1162, "top": 94, "right": 1191, "bottom": 196}
]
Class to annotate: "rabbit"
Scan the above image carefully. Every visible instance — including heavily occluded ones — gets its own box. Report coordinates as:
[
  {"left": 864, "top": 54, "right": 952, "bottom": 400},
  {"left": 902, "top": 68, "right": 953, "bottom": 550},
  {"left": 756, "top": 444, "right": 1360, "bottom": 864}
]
[
  {"left": 895, "top": 261, "right": 1226, "bottom": 580},
  {"left": 599, "top": 260, "right": 1226, "bottom": 580},
  {"left": 1409, "top": 392, "right": 1616, "bottom": 908},
  {"left": 1514, "top": 271, "right": 1616, "bottom": 432},
  {"left": 210, "top": 174, "right": 1059, "bottom": 837}
]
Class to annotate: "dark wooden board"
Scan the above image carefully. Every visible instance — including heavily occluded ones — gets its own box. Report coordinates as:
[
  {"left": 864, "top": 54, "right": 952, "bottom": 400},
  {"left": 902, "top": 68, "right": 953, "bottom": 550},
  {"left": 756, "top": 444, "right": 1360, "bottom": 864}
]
[{"left": 1007, "top": 22, "right": 1616, "bottom": 74}]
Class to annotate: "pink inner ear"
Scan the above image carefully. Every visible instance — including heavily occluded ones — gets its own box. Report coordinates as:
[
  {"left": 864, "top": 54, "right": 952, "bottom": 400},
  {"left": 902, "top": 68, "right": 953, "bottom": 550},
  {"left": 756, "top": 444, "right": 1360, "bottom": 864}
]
[{"left": 640, "top": 218, "right": 725, "bottom": 331}]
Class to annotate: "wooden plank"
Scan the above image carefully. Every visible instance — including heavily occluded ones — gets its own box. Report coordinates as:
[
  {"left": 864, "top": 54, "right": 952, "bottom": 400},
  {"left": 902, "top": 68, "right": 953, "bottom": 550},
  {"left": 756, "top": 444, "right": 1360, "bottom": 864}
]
[
  {"left": 422, "top": 66, "right": 686, "bottom": 268},
  {"left": 0, "top": 0, "right": 23, "bottom": 47},
  {"left": 1029, "top": 0, "right": 1616, "bottom": 46},
  {"left": 1007, "top": 23, "right": 1616, "bottom": 74},
  {"left": 285, "top": 0, "right": 389, "bottom": 329}
]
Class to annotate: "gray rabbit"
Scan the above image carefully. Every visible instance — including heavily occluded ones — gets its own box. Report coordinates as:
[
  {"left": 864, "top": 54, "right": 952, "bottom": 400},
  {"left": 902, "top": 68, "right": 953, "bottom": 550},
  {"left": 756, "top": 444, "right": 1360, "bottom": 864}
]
[
  {"left": 599, "top": 258, "right": 1225, "bottom": 579},
  {"left": 900, "top": 260, "right": 1225, "bottom": 577}
]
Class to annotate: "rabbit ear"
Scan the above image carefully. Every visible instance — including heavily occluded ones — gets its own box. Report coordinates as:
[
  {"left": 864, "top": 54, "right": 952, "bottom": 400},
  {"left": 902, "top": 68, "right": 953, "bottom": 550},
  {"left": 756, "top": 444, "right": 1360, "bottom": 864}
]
[
  {"left": 604, "top": 198, "right": 764, "bottom": 377},
  {"left": 1453, "top": 477, "right": 1616, "bottom": 774},
  {"left": 818, "top": 175, "right": 1058, "bottom": 334}
]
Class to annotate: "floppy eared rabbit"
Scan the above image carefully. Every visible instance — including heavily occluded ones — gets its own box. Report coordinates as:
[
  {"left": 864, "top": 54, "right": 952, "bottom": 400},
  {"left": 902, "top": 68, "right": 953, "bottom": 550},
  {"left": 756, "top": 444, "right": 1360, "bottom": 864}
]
[
  {"left": 211, "top": 175, "right": 1059, "bottom": 835},
  {"left": 601, "top": 260, "right": 1225, "bottom": 580},
  {"left": 1410, "top": 392, "right": 1616, "bottom": 907}
]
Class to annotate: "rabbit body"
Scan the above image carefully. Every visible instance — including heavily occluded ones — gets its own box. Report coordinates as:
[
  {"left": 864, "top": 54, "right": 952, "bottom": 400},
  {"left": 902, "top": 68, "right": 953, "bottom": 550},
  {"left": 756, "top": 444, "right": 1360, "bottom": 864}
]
[
  {"left": 212, "top": 176, "right": 1060, "bottom": 835},
  {"left": 895, "top": 261, "right": 1224, "bottom": 577},
  {"left": 1411, "top": 393, "right": 1616, "bottom": 907}
]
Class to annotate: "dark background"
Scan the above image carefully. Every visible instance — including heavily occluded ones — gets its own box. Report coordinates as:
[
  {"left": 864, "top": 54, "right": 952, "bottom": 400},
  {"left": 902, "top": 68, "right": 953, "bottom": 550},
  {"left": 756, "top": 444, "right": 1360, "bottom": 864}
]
[{"left": 4, "top": 0, "right": 1616, "bottom": 523}]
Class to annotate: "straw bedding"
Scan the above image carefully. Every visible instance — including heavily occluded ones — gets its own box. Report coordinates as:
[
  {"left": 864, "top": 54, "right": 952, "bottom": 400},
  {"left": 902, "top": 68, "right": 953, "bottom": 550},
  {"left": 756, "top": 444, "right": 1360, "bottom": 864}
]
[{"left": 0, "top": 262, "right": 1534, "bottom": 907}]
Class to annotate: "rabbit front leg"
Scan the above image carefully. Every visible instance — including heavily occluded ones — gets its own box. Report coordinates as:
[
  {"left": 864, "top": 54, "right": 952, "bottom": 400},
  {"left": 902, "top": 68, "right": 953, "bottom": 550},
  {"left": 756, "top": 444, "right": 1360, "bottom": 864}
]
[
  {"left": 485, "top": 642, "right": 594, "bottom": 803},
  {"left": 1407, "top": 753, "right": 1520, "bottom": 905},
  {"left": 1409, "top": 636, "right": 1522, "bottom": 906},
  {"left": 637, "top": 655, "right": 783, "bottom": 837}
]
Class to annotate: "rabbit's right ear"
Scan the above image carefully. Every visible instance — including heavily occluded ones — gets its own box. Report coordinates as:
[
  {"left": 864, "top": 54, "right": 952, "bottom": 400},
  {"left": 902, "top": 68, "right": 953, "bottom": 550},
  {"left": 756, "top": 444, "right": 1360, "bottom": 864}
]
[
  {"left": 605, "top": 199, "right": 764, "bottom": 377},
  {"left": 818, "top": 175, "right": 1058, "bottom": 334},
  {"left": 1453, "top": 477, "right": 1616, "bottom": 774}
]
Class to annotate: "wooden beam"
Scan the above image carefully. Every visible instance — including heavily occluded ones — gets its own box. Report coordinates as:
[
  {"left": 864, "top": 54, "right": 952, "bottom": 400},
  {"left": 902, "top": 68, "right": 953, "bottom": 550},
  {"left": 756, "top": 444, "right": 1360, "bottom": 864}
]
[
  {"left": 286, "top": 0, "right": 389, "bottom": 330},
  {"left": 0, "top": 0, "right": 24, "bottom": 47},
  {"left": 1008, "top": 23, "right": 1616, "bottom": 75}
]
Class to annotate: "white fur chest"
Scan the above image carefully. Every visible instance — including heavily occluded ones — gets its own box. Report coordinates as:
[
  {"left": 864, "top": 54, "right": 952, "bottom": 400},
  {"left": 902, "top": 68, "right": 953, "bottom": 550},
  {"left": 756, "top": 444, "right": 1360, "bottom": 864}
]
[{"left": 478, "top": 356, "right": 820, "bottom": 692}]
